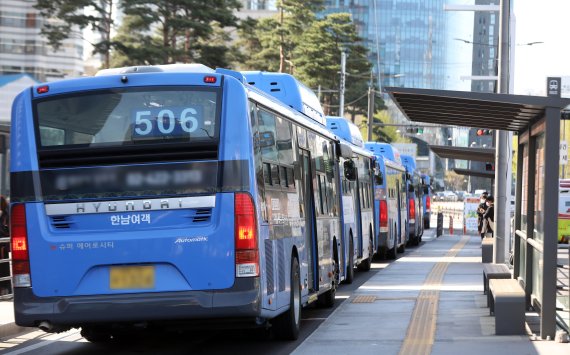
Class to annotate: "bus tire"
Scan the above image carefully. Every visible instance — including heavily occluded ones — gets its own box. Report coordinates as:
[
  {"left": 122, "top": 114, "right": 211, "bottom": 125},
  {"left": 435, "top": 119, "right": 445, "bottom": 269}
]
[
  {"left": 397, "top": 241, "right": 406, "bottom": 253},
  {"left": 357, "top": 234, "right": 373, "bottom": 271},
  {"left": 344, "top": 237, "right": 354, "bottom": 284},
  {"left": 318, "top": 244, "right": 338, "bottom": 308},
  {"left": 412, "top": 235, "right": 420, "bottom": 246},
  {"left": 274, "top": 256, "right": 301, "bottom": 340}
]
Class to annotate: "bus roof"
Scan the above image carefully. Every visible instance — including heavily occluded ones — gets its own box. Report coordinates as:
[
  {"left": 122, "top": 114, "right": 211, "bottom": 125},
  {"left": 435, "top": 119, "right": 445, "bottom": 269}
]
[
  {"left": 364, "top": 142, "right": 402, "bottom": 164},
  {"left": 400, "top": 154, "right": 417, "bottom": 172},
  {"left": 241, "top": 71, "right": 325, "bottom": 126},
  {"left": 325, "top": 116, "right": 364, "bottom": 147},
  {"left": 96, "top": 63, "right": 215, "bottom": 76}
]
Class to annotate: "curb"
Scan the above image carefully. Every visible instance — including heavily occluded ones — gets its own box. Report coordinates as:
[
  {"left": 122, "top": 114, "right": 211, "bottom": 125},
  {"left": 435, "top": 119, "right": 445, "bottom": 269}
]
[{"left": 0, "top": 322, "right": 30, "bottom": 339}]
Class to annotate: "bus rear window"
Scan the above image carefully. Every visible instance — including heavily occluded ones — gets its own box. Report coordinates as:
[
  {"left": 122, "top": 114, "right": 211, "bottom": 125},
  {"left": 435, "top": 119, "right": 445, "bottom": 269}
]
[{"left": 34, "top": 87, "right": 219, "bottom": 148}]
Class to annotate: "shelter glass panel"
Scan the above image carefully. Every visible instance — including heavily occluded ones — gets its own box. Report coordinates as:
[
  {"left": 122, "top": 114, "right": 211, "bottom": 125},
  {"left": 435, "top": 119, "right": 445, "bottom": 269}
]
[
  {"left": 518, "top": 237, "right": 526, "bottom": 281},
  {"left": 521, "top": 145, "right": 529, "bottom": 232},
  {"left": 532, "top": 248, "right": 543, "bottom": 302},
  {"left": 534, "top": 134, "right": 545, "bottom": 243}
]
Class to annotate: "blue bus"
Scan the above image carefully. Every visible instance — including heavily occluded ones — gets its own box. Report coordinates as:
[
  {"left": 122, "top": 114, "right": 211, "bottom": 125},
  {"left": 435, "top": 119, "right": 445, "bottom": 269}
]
[
  {"left": 323, "top": 117, "right": 375, "bottom": 282},
  {"left": 421, "top": 174, "right": 431, "bottom": 228},
  {"left": 365, "top": 142, "right": 408, "bottom": 255},
  {"left": 400, "top": 155, "right": 424, "bottom": 245},
  {"left": 10, "top": 64, "right": 352, "bottom": 341}
]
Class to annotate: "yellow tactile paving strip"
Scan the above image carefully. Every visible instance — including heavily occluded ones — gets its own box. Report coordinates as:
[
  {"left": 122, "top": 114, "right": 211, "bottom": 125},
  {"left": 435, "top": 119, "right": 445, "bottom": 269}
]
[
  {"left": 399, "top": 236, "right": 470, "bottom": 355},
  {"left": 351, "top": 295, "right": 377, "bottom": 303}
]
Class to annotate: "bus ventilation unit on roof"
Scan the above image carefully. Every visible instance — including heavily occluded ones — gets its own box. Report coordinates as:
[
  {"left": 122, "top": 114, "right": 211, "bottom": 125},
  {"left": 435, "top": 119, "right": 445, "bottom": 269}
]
[{"left": 241, "top": 71, "right": 326, "bottom": 126}]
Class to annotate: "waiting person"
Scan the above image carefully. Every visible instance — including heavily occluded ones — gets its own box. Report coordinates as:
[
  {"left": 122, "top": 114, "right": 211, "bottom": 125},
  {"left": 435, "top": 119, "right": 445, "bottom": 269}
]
[
  {"left": 477, "top": 191, "right": 489, "bottom": 239},
  {"left": 0, "top": 196, "right": 8, "bottom": 238},
  {"left": 482, "top": 195, "right": 495, "bottom": 238}
]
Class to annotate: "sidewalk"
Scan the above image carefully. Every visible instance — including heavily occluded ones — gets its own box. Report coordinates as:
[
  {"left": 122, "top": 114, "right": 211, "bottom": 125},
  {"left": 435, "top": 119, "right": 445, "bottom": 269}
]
[{"left": 293, "top": 232, "right": 570, "bottom": 355}]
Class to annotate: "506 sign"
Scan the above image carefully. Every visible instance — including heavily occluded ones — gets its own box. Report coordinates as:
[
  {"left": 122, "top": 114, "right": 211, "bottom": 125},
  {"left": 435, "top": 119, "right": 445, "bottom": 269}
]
[{"left": 133, "top": 107, "right": 202, "bottom": 138}]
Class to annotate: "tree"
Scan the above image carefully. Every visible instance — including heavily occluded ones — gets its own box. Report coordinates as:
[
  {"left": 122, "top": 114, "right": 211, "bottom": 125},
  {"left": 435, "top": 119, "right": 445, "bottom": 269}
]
[
  {"left": 35, "top": 0, "right": 116, "bottom": 68},
  {"left": 293, "top": 13, "right": 373, "bottom": 117},
  {"left": 234, "top": 16, "right": 281, "bottom": 71},
  {"left": 116, "top": 0, "right": 241, "bottom": 67},
  {"left": 368, "top": 110, "right": 411, "bottom": 144},
  {"left": 277, "top": 0, "right": 323, "bottom": 72}
]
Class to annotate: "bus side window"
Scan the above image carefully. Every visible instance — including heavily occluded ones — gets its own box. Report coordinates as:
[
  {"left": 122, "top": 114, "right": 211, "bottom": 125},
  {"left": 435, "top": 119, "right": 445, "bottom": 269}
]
[{"left": 258, "top": 109, "right": 278, "bottom": 162}]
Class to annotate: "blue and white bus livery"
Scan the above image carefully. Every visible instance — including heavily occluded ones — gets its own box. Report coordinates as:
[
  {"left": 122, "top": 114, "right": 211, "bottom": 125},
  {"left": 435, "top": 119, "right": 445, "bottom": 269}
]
[
  {"left": 365, "top": 142, "right": 407, "bottom": 258},
  {"left": 325, "top": 117, "right": 375, "bottom": 283},
  {"left": 400, "top": 155, "right": 424, "bottom": 245},
  {"left": 11, "top": 64, "right": 343, "bottom": 341}
]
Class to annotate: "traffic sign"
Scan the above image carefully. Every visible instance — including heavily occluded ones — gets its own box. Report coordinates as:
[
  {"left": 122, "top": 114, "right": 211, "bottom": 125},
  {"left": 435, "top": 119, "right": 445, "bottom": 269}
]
[{"left": 561, "top": 140, "right": 568, "bottom": 165}]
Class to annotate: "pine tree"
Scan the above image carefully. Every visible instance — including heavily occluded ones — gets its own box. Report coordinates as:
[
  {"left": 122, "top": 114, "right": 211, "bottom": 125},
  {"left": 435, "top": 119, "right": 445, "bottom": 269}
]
[{"left": 117, "top": 0, "right": 241, "bottom": 66}]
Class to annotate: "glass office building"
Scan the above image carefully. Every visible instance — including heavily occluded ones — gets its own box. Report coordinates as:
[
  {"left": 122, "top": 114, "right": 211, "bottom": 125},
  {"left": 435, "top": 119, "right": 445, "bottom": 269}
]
[{"left": 322, "top": 0, "right": 447, "bottom": 90}]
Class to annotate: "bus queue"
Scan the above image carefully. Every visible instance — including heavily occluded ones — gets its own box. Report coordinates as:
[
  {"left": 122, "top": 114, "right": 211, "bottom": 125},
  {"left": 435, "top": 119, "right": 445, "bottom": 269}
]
[{"left": 9, "top": 64, "right": 432, "bottom": 342}]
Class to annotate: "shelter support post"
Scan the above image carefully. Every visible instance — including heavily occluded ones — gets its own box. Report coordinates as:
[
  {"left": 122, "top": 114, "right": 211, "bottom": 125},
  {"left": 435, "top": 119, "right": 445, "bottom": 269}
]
[
  {"left": 513, "top": 139, "right": 524, "bottom": 279},
  {"left": 539, "top": 107, "right": 559, "bottom": 339}
]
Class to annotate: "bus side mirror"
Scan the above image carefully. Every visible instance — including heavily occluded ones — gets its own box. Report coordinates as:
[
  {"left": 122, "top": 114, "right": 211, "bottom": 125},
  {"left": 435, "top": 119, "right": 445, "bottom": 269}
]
[
  {"left": 375, "top": 171, "right": 384, "bottom": 185},
  {"left": 344, "top": 160, "right": 357, "bottom": 181},
  {"left": 338, "top": 142, "right": 353, "bottom": 159},
  {"left": 408, "top": 183, "right": 414, "bottom": 193}
]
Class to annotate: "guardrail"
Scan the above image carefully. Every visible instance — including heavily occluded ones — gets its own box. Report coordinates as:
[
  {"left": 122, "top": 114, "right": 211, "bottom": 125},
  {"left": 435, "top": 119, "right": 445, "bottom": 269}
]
[{"left": 0, "top": 237, "right": 12, "bottom": 299}]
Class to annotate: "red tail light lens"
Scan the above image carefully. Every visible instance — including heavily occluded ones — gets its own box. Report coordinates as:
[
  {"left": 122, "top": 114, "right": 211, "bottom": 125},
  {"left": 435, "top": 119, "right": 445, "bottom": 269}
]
[
  {"left": 11, "top": 204, "right": 28, "bottom": 261},
  {"left": 426, "top": 196, "right": 431, "bottom": 210},
  {"left": 409, "top": 198, "right": 415, "bottom": 218},
  {"left": 235, "top": 193, "right": 259, "bottom": 277},
  {"left": 11, "top": 204, "right": 31, "bottom": 287},
  {"left": 204, "top": 76, "right": 217, "bottom": 84},
  {"left": 379, "top": 200, "right": 388, "bottom": 228},
  {"left": 36, "top": 85, "right": 49, "bottom": 94}
]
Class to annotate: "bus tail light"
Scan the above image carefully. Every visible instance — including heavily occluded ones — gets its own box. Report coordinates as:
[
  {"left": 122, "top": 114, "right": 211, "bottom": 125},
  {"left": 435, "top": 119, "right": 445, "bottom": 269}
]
[
  {"left": 379, "top": 200, "right": 388, "bottom": 228},
  {"left": 408, "top": 198, "right": 415, "bottom": 223},
  {"left": 426, "top": 196, "right": 431, "bottom": 211},
  {"left": 11, "top": 204, "right": 31, "bottom": 287},
  {"left": 235, "top": 193, "right": 259, "bottom": 277}
]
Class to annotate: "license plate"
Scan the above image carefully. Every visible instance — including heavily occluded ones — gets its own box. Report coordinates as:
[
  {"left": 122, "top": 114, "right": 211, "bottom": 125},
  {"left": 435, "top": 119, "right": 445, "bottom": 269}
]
[{"left": 110, "top": 265, "right": 155, "bottom": 289}]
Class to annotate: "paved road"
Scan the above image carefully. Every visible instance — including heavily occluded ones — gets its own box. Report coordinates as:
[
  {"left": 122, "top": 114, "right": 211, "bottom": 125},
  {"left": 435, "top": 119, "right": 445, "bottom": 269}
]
[{"left": 0, "top": 235, "right": 434, "bottom": 355}]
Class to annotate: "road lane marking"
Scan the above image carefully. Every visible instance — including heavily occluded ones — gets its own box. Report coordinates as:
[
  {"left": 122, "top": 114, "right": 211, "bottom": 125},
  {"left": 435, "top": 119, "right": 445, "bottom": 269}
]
[{"left": 399, "top": 236, "right": 469, "bottom": 355}]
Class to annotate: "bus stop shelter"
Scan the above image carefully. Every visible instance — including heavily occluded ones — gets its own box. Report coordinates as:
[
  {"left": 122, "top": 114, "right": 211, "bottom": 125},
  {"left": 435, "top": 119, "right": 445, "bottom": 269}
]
[
  {"left": 429, "top": 144, "right": 496, "bottom": 180},
  {"left": 385, "top": 86, "right": 570, "bottom": 339}
]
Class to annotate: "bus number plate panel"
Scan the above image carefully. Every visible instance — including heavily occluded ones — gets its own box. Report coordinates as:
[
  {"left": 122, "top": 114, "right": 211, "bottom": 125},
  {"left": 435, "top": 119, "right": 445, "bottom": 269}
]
[{"left": 109, "top": 265, "right": 155, "bottom": 289}]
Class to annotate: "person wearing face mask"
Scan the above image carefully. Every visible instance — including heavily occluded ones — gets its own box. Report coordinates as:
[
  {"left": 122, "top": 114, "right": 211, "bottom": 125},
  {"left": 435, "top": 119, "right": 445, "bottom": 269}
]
[
  {"left": 482, "top": 195, "right": 495, "bottom": 238},
  {"left": 477, "top": 192, "right": 489, "bottom": 239}
]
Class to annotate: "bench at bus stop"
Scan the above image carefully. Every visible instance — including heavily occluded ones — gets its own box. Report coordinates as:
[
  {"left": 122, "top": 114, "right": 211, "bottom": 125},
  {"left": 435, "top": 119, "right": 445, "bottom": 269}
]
[{"left": 487, "top": 278, "right": 526, "bottom": 335}]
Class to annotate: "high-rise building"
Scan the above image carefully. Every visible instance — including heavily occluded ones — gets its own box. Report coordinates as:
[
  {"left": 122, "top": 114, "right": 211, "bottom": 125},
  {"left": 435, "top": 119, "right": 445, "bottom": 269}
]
[
  {"left": 237, "top": 0, "right": 278, "bottom": 20},
  {"left": 468, "top": 0, "right": 499, "bottom": 193},
  {"left": 322, "top": 0, "right": 449, "bottom": 185},
  {"left": 0, "top": 0, "right": 84, "bottom": 82},
  {"left": 322, "top": 0, "right": 447, "bottom": 91}
]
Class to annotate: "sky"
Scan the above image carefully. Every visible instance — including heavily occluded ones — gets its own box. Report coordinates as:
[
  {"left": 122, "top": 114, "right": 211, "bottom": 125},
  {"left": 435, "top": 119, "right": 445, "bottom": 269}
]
[{"left": 512, "top": 0, "right": 570, "bottom": 96}]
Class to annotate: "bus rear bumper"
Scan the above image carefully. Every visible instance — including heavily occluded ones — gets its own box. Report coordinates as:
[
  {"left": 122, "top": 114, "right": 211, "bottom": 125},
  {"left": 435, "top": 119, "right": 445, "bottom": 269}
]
[{"left": 14, "top": 278, "right": 261, "bottom": 329}]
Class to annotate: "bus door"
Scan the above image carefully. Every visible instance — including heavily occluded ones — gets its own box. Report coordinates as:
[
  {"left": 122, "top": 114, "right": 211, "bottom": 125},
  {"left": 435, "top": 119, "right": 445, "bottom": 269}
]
[
  {"left": 300, "top": 149, "right": 319, "bottom": 292},
  {"left": 396, "top": 179, "right": 402, "bottom": 245},
  {"left": 353, "top": 174, "right": 364, "bottom": 258}
]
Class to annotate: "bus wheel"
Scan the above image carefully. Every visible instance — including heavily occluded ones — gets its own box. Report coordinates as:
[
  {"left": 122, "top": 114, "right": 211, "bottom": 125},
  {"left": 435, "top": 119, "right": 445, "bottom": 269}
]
[
  {"left": 318, "top": 246, "right": 338, "bottom": 308},
  {"left": 412, "top": 235, "right": 420, "bottom": 246},
  {"left": 344, "top": 237, "right": 354, "bottom": 284},
  {"left": 274, "top": 256, "right": 301, "bottom": 340},
  {"left": 397, "top": 241, "right": 406, "bottom": 253},
  {"left": 358, "top": 235, "right": 373, "bottom": 271}
]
